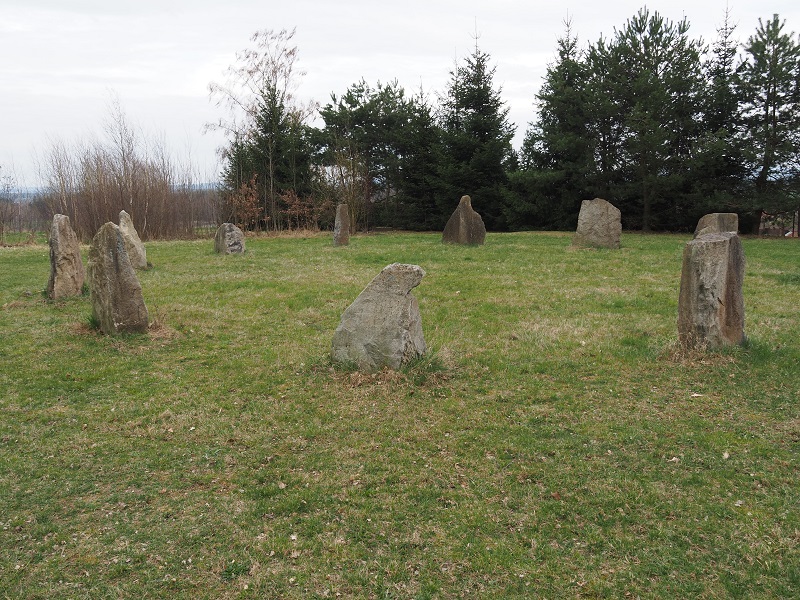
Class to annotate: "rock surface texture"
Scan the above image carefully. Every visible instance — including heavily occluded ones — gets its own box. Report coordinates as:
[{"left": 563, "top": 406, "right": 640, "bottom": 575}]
[
  {"left": 442, "top": 195, "right": 486, "bottom": 245},
  {"left": 332, "top": 263, "right": 426, "bottom": 371},
  {"left": 333, "top": 203, "right": 350, "bottom": 246},
  {"left": 47, "top": 214, "right": 85, "bottom": 299},
  {"left": 118, "top": 210, "right": 148, "bottom": 269},
  {"left": 214, "top": 223, "right": 246, "bottom": 254},
  {"left": 678, "top": 232, "right": 745, "bottom": 349},
  {"left": 87, "top": 222, "right": 149, "bottom": 335},
  {"left": 573, "top": 198, "right": 622, "bottom": 249},
  {"left": 693, "top": 212, "right": 739, "bottom": 238}
]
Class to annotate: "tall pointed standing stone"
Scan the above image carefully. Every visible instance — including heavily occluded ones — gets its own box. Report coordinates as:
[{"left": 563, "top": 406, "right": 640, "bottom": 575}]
[
  {"left": 678, "top": 232, "right": 745, "bottom": 349},
  {"left": 332, "top": 263, "right": 426, "bottom": 372},
  {"left": 214, "top": 223, "right": 246, "bottom": 254},
  {"left": 333, "top": 203, "right": 350, "bottom": 246},
  {"left": 47, "top": 214, "right": 85, "bottom": 299},
  {"left": 442, "top": 195, "right": 486, "bottom": 245},
  {"left": 87, "top": 222, "right": 149, "bottom": 335},
  {"left": 118, "top": 210, "right": 148, "bottom": 269},
  {"left": 573, "top": 198, "right": 621, "bottom": 248}
]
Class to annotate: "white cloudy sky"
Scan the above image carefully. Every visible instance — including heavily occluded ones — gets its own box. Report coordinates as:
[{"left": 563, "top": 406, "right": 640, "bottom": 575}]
[{"left": 1, "top": 0, "right": 799, "bottom": 187}]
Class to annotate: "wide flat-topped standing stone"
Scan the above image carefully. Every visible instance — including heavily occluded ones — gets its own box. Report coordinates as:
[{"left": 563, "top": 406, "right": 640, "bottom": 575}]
[
  {"left": 333, "top": 203, "right": 350, "bottom": 246},
  {"left": 332, "top": 263, "right": 426, "bottom": 372},
  {"left": 678, "top": 232, "right": 745, "bottom": 349},
  {"left": 573, "top": 198, "right": 621, "bottom": 249},
  {"left": 47, "top": 214, "right": 86, "bottom": 299},
  {"left": 693, "top": 212, "right": 738, "bottom": 238},
  {"left": 87, "top": 222, "right": 149, "bottom": 335},
  {"left": 118, "top": 210, "right": 148, "bottom": 269},
  {"left": 442, "top": 195, "right": 486, "bottom": 245},
  {"left": 214, "top": 223, "right": 245, "bottom": 254}
]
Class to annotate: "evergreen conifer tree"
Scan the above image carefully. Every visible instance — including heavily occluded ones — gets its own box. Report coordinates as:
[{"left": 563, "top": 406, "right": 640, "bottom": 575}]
[
  {"left": 516, "top": 21, "right": 593, "bottom": 229},
  {"left": 738, "top": 14, "right": 800, "bottom": 225},
  {"left": 438, "top": 41, "right": 515, "bottom": 230}
]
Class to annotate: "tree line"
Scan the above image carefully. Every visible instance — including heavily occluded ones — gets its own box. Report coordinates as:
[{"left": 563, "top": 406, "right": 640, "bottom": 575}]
[
  {"left": 11, "top": 99, "right": 220, "bottom": 242},
  {"left": 7, "top": 7, "right": 797, "bottom": 241},
  {"left": 216, "top": 9, "right": 800, "bottom": 234}
]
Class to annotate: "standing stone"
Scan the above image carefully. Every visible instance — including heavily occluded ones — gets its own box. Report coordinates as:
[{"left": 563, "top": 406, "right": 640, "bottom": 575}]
[
  {"left": 442, "top": 195, "right": 486, "bottom": 245},
  {"left": 693, "top": 213, "right": 738, "bottom": 238},
  {"left": 333, "top": 203, "right": 350, "bottom": 246},
  {"left": 118, "top": 210, "right": 148, "bottom": 269},
  {"left": 47, "top": 214, "right": 85, "bottom": 299},
  {"left": 332, "top": 263, "right": 426, "bottom": 372},
  {"left": 573, "top": 198, "right": 622, "bottom": 249},
  {"left": 678, "top": 232, "right": 745, "bottom": 349},
  {"left": 87, "top": 222, "right": 149, "bottom": 335},
  {"left": 214, "top": 223, "right": 246, "bottom": 254}
]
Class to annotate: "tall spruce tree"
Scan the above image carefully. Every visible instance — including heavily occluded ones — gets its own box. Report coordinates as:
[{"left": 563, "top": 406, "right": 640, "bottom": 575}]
[
  {"left": 738, "top": 14, "right": 800, "bottom": 225},
  {"left": 438, "top": 41, "right": 515, "bottom": 230},
  {"left": 516, "top": 21, "right": 593, "bottom": 229},
  {"left": 691, "top": 9, "right": 748, "bottom": 220},
  {"left": 584, "top": 36, "right": 628, "bottom": 205},
  {"left": 599, "top": 9, "right": 705, "bottom": 230},
  {"left": 390, "top": 91, "right": 443, "bottom": 230}
]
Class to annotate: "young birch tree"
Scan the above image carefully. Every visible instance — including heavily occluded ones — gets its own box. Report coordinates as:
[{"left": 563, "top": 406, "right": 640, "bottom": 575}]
[{"left": 208, "top": 28, "right": 317, "bottom": 230}]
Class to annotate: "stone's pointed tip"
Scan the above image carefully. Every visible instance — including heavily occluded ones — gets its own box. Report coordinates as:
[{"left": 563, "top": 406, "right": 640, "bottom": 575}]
[{"left": 373, "top": 263, "right": 426, "bottom": 295}]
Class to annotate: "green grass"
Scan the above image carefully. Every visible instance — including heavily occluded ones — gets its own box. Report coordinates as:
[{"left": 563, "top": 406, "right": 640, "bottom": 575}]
[{"left": 1, "top": 231, "right": 798, "bottom": 599}]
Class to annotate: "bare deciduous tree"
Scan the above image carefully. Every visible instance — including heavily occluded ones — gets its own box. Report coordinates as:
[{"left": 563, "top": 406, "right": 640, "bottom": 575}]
[
  {"left": 0, "top": 165, "right": 17, "bottom": 244},
  {"left": 39, "top": 99, "right": 217, "bottom": 241}
]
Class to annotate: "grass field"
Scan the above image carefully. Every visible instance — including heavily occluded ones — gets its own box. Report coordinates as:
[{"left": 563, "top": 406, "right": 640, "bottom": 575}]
[{"left": 1, "top": 231, "right": 798, "bottom": 598}]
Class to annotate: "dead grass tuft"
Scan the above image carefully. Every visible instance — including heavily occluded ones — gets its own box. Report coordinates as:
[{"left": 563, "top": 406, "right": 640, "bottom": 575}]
[
  {"left": 660, "top": 339, "right": 740, "bottom": 366},
  {"left": 248, "top": 229, "right": 327, "bottom": 240},
  {"left": 69, "top": 322, "right": 99, "bottom": 336},
  {"left": 148, "top": 319, "right": 181, "bottom": 341}
]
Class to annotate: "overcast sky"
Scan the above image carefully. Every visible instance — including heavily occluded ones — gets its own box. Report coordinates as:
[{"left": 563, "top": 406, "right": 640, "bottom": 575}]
[{"left": 2, "top": 0, "right": 799, "bottom": 188}]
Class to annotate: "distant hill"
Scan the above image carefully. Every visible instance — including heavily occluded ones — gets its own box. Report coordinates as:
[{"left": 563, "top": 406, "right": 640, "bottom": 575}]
[{"left": 4, "top": 182, "right": 219, "bottom": 203}]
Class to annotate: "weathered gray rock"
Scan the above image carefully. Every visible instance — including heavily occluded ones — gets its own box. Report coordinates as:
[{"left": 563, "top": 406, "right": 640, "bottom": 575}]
[
  {"left": 118, "top": 210, "right": 148, "bottom": 269},
  {"left": 214, "top": 223, "right": 246, "bottom": 254},
  {"left": 332, "top": 263, "right": 426, "bottom": 371},
  {"left": 442, "top": 195, "right": 486, "bottom": 245},
  {"left": 678, "top": 232, "right": 745, "bottom": 349},
  {"left": 47, "top": 214, "right": 85, "bottom": 299},
  {"left": 573, "top": 198, "right": 622, "bottom": 249},
  {"left": 333, "top": 203, "right": 350, "bottom": 246},
  {"left": 87, "top": 222, "right": 149, "bottom": 335},
  {"left": 693, "top": 212, "right": 739, "bottom": 238}
]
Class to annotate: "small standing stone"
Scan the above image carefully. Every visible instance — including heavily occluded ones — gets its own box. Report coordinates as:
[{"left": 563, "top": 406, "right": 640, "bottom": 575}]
[
  {"left": 693, "top": 213, "right": 738, "bottom": 238},
  {"left": 87, "top": 222, "right": 149, "bottom": 335},
  {"left": 47, "top": 214, "right": 85, "bottom": 299},
  {"left": 442, "top": 195, "right": 486, "bottom": 245},
  {"left": 333, "top": 203, "right": 350, "bottom": 246},
  {"left": 118, "top": 210, "right": 148, "bottom": 269},
  {"left": 214, "top": 223, "right": 246, "bottom": 254},
  {"left": 573, "top": 198, "right": 622, "bottom": 249},
  {"left": 678, "top": 232, "right": 745, "bottom": 349},
  {"left": 332, "top": 263, "right": 426, "bottom": 372}
]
